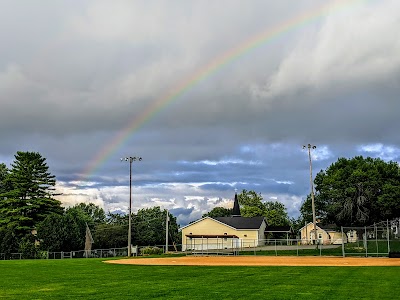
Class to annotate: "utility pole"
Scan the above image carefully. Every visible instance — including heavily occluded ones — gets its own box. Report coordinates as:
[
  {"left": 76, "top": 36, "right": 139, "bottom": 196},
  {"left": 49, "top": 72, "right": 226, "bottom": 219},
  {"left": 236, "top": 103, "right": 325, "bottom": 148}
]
[
  {"left": 165, "top": 209, "right": 169, "bottom": 253},
  {"left": 121, "top": 156, "right": 142, "bottom": 257},
  {"left": 303, "top": 144, "right": 317, "bottom": 246}
]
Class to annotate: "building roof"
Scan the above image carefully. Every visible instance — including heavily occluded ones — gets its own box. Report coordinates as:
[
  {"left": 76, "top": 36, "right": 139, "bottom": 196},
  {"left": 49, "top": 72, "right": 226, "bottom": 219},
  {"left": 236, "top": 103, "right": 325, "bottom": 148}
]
[
  {"left": 213, "top": 216, "right": 265, "bottom": 230},
  {"left": 265, "top": 225, "right": 293, "bottom": 233},
  {"left": 299, "top": 222, "right": 340, "bottom": 232},
  {"left": 185, "top": 234, "right": 239, "bottom": 239},
  {"left": 318, "top": 224, "right": 339, "bottom": 231}
]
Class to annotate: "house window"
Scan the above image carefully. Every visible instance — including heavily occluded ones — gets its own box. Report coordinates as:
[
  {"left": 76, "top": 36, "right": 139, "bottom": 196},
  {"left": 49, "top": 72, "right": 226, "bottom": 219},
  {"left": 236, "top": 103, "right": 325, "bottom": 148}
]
[
  {"left": 224, "top": 233, "right": 227, "bottom": 235},
  {"left": 244, "top": 234, "right": 247, "bottom": 237}
]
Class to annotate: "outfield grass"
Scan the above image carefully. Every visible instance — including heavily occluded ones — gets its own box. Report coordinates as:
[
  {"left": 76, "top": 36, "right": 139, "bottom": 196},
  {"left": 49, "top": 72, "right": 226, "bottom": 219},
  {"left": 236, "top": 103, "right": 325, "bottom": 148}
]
[{"left": 0, "top": 258, "right": 399, "bottom": 299}]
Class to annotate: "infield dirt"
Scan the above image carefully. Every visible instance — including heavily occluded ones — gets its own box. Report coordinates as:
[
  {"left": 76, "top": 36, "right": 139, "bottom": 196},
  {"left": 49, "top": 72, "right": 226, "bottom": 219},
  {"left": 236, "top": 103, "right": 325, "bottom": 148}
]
[{"left": 105, "top": 256, "right": 400, "bottom": 267}]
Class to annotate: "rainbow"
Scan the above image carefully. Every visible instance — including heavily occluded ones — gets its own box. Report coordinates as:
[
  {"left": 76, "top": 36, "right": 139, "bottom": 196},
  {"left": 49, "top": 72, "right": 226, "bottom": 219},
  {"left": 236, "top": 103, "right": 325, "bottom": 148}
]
[{"left": 80, "top": 0, "right": 369, "bottom": 180}]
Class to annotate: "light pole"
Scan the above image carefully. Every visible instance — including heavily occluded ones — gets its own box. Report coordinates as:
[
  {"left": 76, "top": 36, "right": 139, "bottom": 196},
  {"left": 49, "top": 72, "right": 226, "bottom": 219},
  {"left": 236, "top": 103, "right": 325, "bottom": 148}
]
[
  {"left": 165, "top": 209, "right": 169, "bottom": 253},
  {"left": 121, "top": 156, "right": 142, "bottom": 257},
  {"left": 303, "top": 144, "right": 317, "bottom": 245}
]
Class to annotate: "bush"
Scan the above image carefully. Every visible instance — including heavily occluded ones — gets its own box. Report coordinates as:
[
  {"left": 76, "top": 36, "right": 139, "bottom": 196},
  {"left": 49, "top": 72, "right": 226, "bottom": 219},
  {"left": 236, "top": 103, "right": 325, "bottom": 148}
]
[
  {"left": 19, "top": 235, "right": 38, "bottom": 259},
  {"left": 140, "top": 246, "right": 163, "bottom": 255}
]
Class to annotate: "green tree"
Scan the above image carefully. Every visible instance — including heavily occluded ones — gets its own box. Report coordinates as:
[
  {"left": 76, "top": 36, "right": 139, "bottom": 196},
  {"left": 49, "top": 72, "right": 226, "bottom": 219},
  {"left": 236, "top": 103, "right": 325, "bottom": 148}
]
[
  {"left": 19, "top": 234, "right": 38, "bottom": 259},
  {"left": 237, "top": 189, "right": 290, "bottom": 226},
  {"left": 93, "top": 223, "right": 128, "bottom": 249},
  {"left": 71, "top": 202, "right": 106, "bottom": 225},
  {"left": 37, "top": 208, "right": 88, "bottom": 252},
  {"left": 264, "top": 201, "right": 290, "bottom": 226},
  {"left": 132, "top": 207, "right": 180, "bottom": 246},
  {"left": 106, "top": 212, "right": 128, "bottom": 225},
  {"left": 0, "top": 227, "right": 20, "bottom": 256},
  {"left": 306, "top": 156, "right": 400, "bottom": 226},
  {"left": 202, "top": 207, "right": 232, "bottom": 218},
  {"left": 36, "top": 213, "right": 66, "bottom": 252},
  {"left": 91, "top": 212, "right": 129, "bottom": 249},
  {"left": 0, "top": 152, "right": 63, "bottom": 233},
  {"left": 238, "top": 189, "right": 266, "bottom": 217},
  {"left": 299, "top": 194, "right": 328, "bottom": 224},
  {"left": 0, "top": 163, "right": 10, "bottom": 194},
  {"left": 63, "top": 208, "right": 87, "bottom": 251}
]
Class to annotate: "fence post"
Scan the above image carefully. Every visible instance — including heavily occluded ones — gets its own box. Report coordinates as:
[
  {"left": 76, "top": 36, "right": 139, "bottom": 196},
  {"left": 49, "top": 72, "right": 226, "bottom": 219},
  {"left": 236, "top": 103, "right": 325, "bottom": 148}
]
[
  {"left": 274, "top": 239, "right": 277, "bottom": 256},
  {"left": 387, "top": 219, "right": 390, "bottom": 254},
  {"left": 375, "top": 223, "right": 378, "bottom": 257},
  {"left": 364, "top": 226, "right": 368, "bottom": 257},
  {"left": 341, "top": 226, "right": 345, "bottom": 257}
]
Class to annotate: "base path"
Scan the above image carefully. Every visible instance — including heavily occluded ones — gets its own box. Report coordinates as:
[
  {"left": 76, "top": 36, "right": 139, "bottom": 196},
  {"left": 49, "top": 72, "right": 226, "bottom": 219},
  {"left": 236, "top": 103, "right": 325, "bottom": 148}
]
[{"left": 106, "top": 256, "right": 400, "bottom": 267}]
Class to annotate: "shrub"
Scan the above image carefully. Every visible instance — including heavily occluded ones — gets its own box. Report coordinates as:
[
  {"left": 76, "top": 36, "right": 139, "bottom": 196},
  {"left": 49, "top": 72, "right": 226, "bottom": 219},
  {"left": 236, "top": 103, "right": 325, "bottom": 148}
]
[{"left": 140, "top": 246, "right": 163, "bottom": 255}]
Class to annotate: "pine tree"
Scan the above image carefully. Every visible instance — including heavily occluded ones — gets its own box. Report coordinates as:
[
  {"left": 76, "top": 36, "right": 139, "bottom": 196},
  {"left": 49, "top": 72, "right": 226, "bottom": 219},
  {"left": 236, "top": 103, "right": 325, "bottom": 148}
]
[
  {"left": 0, "top": 163, "right": 10, "bottom": 194},
  {"left": 0, "top": 151, "right": 63, "bottom": 233}
]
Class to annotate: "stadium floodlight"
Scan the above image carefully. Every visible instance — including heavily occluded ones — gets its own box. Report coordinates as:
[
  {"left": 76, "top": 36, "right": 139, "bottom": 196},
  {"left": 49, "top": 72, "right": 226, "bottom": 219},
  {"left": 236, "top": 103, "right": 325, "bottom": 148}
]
[
  {"left": 303, "top": 144, "right": 317, "bottom": 246},
  {"left": 121, "top": 156, "right": 142, "bottom": 257}
]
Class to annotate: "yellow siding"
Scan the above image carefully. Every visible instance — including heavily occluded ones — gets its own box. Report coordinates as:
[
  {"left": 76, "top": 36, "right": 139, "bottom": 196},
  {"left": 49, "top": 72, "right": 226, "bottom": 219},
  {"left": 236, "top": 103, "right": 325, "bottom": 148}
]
[
  {"left": 300, "top": 223, "right": 344, "bottom": 245},
  {"left": 300, "top": 223, "right": 330, "bottom": 245},
  {"left": 181, "top": 218, "right": 263, "bottom": 250},
  {"left": 330, "top": 231, "right": 345, "bottom": 244}
]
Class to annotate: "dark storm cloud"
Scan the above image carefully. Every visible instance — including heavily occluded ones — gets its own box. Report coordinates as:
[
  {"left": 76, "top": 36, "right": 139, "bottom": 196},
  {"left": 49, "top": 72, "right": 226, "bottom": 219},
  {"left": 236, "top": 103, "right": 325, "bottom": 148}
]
[{"left": 1, "top": 0, "right": 399, "bottom": 225}]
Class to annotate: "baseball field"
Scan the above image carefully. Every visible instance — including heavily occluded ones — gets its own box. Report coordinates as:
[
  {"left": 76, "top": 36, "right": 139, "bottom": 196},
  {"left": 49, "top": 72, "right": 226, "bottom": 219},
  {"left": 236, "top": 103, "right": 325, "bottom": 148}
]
[{"left": 1, "top": 256, "right": 399, "bottom": 299}]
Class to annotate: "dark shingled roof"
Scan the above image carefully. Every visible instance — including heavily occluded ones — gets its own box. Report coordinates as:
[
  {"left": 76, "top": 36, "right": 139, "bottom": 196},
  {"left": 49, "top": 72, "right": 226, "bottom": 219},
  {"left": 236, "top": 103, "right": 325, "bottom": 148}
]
[
  {"left": 318, "top": 224, "right": 338, "bottom": 231},
  {"left": 185, "top": 234, "right": 239, "bottom": 239},
  {"left": 265, "top": 226, "right": 293, "bottom": 233},
  {"left": 213, "top": 216, "right": 265, "bottom": 229}
]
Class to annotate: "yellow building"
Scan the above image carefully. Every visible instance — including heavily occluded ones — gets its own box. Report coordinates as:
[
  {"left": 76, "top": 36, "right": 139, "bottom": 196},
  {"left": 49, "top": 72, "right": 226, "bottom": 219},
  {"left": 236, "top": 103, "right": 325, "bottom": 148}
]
[
  {"left": 181, "top": 192, "right": 267, "bottom": 251},
  {"left": 299, "top": 222, "right": 345, "bottom": 245},
  {"left": 181, "top": 216, "right": 267, "bottom": 251}
]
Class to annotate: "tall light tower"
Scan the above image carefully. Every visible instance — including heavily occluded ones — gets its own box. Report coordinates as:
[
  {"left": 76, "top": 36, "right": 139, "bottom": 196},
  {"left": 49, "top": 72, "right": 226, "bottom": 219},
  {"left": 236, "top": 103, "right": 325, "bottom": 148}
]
[
  {"left": 121, "top": 156, "right": 142, "bottom": 257},
  {"left": 165, "top": 208, "right": 169, "bottom": 253},
  {"left": 303, "top": 144, "right": 317, "bottom": 245}
]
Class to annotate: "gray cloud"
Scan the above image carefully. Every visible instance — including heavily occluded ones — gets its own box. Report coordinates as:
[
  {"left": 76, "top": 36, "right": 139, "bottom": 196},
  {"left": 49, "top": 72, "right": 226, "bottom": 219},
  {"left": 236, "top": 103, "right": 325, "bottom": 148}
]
[{"left": 1, "top": 0, "right": 399, "bottom": 225}]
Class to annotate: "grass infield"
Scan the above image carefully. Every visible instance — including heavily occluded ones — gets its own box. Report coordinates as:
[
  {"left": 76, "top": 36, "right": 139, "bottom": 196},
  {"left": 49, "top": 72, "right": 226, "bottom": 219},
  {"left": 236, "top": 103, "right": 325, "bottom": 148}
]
[{"left": 0, "top": 258, "right": 399, "bottom": 299}]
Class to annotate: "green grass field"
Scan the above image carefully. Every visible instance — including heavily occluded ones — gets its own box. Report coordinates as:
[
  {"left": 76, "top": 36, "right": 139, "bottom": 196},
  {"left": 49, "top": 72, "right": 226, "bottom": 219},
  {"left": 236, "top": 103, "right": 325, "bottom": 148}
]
[{"left": 0, "top": 258, "right": 399, "bottom": 299}]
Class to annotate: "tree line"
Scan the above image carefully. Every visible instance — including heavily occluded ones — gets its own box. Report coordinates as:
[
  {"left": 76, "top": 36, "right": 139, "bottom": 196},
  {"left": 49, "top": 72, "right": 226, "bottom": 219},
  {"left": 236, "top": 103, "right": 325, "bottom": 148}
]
[
  {"left": 0, "top": 151, "right": 180, "bottom": 258},
  {"left": 202, "top": 156, "right": 400, "bottom": 233},
  {"left": 2, "top": 151, "right": 399, "bottom": 256},
  {"left": 299, "top": 156, "right": 400, "bottom": 228}
]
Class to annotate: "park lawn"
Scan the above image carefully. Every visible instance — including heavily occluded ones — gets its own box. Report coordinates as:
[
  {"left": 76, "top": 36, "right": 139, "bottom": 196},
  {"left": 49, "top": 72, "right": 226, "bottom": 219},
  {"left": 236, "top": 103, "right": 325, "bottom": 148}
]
[{"left": 0, "top": 258, "right": 399, "bottom": 299}]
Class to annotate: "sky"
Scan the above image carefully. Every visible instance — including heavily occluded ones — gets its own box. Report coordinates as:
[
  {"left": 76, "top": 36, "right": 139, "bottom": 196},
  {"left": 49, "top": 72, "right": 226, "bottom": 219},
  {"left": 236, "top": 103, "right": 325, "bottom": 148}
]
[{"left": 1, "top": 0, "right": 400, "bottom": 226}]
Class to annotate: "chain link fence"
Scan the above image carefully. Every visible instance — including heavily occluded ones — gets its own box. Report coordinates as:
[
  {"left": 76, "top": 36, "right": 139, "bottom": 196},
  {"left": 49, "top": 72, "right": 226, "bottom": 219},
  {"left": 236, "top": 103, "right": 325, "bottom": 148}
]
[
  {"left": 183, "top": 238, "right": 342, "bottom": 256},
  {"left": 342, "top": 220, "right": 400, "bottom": 257},
  {"left": 0, "top": 244, "right": 184, "bottom": 260}
]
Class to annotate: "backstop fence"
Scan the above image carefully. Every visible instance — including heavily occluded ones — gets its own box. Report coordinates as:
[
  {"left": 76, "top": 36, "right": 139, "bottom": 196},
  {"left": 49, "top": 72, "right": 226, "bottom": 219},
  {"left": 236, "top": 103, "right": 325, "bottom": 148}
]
[{"left": 342, "top": 220, "right": 400, "bottom": 257}]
